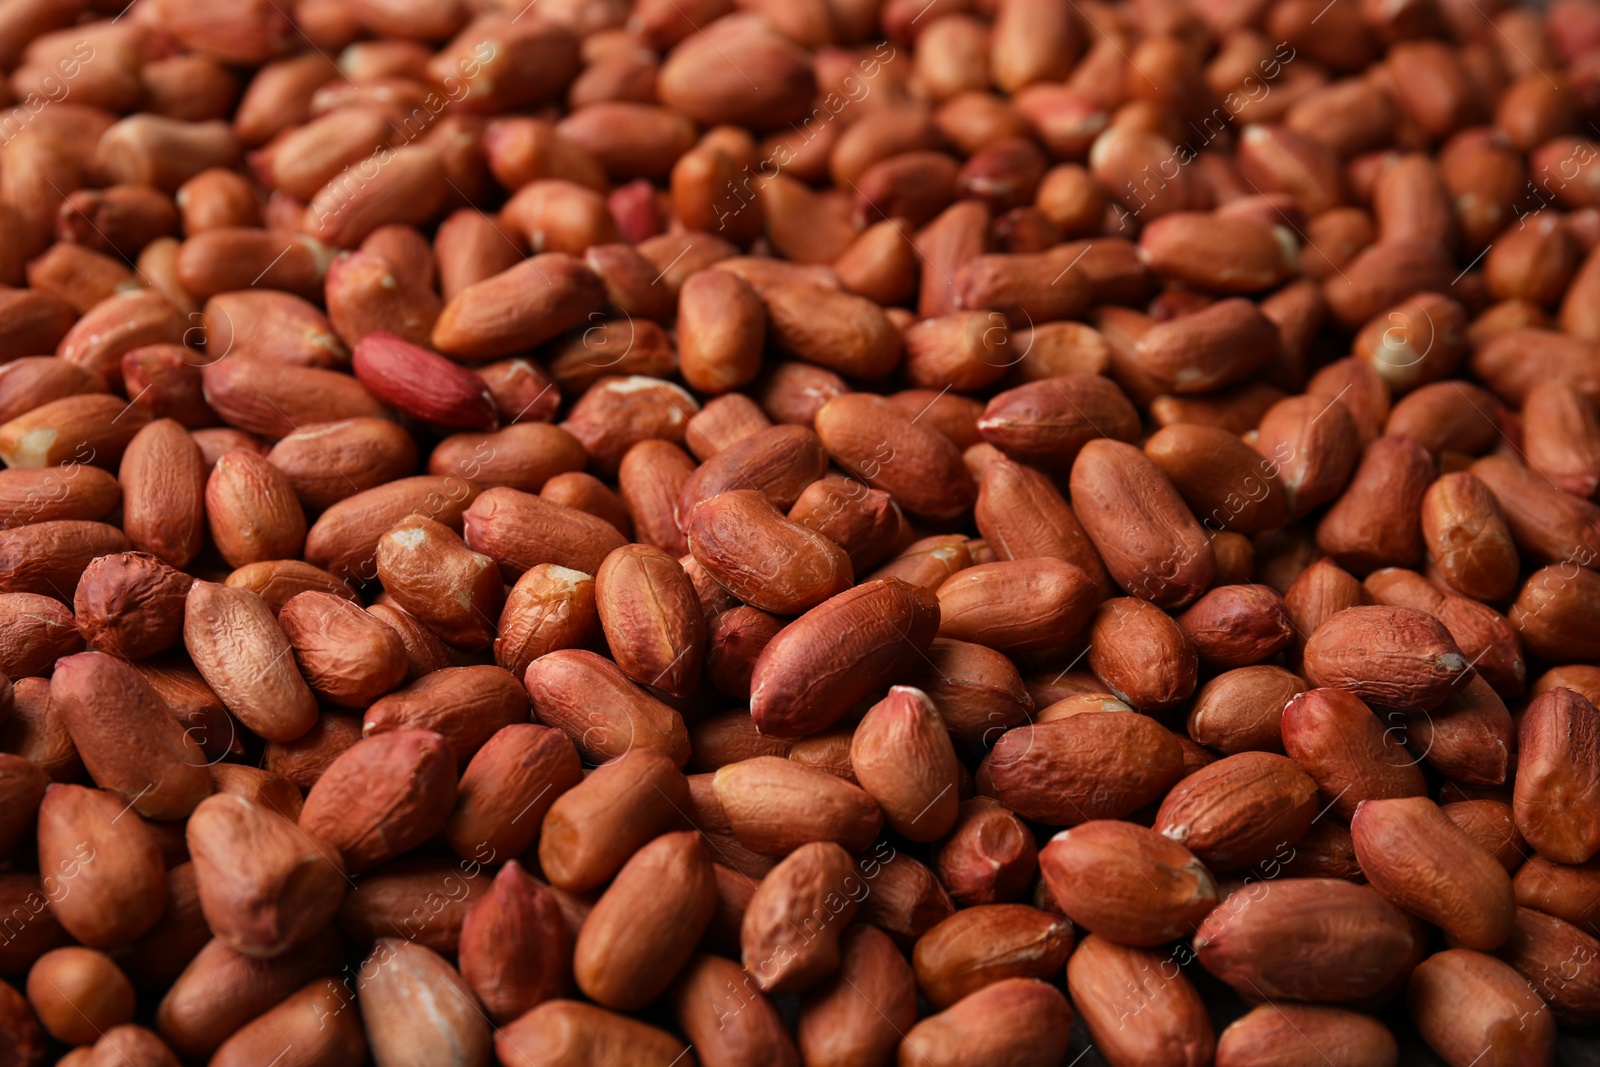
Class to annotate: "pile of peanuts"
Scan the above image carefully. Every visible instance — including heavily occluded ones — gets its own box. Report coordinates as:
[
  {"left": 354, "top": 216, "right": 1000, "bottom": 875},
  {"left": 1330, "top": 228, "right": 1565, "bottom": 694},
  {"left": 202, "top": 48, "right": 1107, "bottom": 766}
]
[{"left": 1, "top": 0, "right": 1600, "bottom": 1063}]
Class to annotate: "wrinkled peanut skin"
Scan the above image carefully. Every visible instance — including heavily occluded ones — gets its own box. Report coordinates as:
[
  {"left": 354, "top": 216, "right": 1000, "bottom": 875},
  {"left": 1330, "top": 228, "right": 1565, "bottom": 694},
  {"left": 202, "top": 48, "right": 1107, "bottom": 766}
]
[{"left": 4, "top": 3, "right": 1600, "bottom": 1064}]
